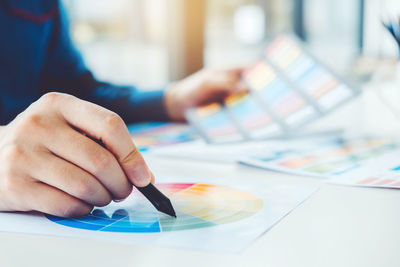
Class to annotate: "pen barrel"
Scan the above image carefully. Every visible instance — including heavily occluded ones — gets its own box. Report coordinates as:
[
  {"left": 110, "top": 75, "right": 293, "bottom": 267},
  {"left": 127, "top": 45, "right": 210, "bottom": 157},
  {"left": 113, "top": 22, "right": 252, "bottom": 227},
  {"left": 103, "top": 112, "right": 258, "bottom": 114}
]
[{"left": 137, "top": 183, "right": 169, "bottom": 210}]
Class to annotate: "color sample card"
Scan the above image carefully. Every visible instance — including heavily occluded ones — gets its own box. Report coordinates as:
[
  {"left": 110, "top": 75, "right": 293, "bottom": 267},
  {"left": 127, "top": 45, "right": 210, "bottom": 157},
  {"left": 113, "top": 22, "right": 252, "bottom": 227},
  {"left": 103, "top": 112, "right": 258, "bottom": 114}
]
[
  {"left": 0, "top": 178, "right": 317, "bottom": 253},
  {"left": 187, "top": 103, "right": 243, "bottom": 143},
  {"left": 186, "top": 35, "right": 359, "bottom": 143},
  {"left": 239, "top": 138, "right": 400, "bottom": 179},
  {"left": 128, "top": 122, "right": 198, "bottom": 151},
  {"left": 330, "top": 151, "right": 400, "bottom": 189}
]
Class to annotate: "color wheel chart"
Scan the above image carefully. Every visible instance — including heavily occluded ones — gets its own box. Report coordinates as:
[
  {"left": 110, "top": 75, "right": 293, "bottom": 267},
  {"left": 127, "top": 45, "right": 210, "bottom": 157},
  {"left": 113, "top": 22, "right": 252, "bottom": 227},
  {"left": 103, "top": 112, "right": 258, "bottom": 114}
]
[
  {"left": 127, "top": 122, "right": 198, "bottom": 151},
  {"left": 186, "top": 35, "right": 359, "bottom": 143},
  {"left": 46, "top": 183, "right": 264, "bottom": 233},
  {"left": 0, "top": 182, "right": 317, "bottom": 252}
]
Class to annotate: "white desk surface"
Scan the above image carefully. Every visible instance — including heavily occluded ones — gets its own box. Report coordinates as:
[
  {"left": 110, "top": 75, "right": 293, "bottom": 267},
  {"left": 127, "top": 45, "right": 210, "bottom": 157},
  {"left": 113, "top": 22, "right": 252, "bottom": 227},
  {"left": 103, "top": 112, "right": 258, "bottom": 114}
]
[{"left": 1, "top": 83, "right": 400, "bottom": 267}]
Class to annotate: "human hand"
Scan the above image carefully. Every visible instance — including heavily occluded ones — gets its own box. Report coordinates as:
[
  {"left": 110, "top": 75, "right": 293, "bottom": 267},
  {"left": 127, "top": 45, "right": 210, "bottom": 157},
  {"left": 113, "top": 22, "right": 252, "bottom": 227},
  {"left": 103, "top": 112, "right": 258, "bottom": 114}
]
[
  {"left": 164, "top": 68, "right": 248, "bottom": 121},
  {"left": 0, "top": 93, "right": 153, "bottom": 217}
]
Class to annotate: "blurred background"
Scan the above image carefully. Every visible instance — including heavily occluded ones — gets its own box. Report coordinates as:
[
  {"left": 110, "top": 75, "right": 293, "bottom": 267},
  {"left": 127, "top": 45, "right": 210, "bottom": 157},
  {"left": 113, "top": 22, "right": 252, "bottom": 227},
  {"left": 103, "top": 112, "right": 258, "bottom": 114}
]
[{"left": 62, "top": 0, "right": 400, "bottom": 89}]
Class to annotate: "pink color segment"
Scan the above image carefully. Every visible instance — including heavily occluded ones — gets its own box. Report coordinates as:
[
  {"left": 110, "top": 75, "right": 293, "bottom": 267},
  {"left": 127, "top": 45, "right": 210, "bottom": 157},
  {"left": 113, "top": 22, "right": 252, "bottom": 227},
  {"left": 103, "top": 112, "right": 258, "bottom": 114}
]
[
  {"left": 155, "top": 183, "right": 195, "bottom": 195},
  {"left": 374, "top": 179, "right": 395, "bottom": 186},
  {"left": 357, "top": 177, "right": 379, "bottom": 185}
]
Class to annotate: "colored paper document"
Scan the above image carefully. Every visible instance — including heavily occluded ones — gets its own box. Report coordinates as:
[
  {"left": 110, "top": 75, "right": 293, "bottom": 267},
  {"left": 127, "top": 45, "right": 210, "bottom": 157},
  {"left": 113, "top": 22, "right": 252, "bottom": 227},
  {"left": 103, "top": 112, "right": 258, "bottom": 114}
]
[
  {"left": 239, "top": 138, "right": 400, "bottom": 179},
  {"left": 128, "top": 122, "right": 198, "bottom": 151},
  {"left": 153, "top": 133, "right": 341, "bottom": 163},
  {"left": 186, "top": 35, "right": 359, "bottom": 143},
  {"left": 330, "top": 151, "right": 400, "bottom": 189},
  {"left": 0, "top": 177, "right": 317, "bottom": 253}
]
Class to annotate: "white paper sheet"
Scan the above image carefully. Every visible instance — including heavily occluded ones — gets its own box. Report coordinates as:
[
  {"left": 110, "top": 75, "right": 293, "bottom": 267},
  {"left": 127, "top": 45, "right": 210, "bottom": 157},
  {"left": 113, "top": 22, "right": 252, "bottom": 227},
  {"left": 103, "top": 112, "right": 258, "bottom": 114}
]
[{"left": 0, "top": 177, "right": 317, "bottom": 253}]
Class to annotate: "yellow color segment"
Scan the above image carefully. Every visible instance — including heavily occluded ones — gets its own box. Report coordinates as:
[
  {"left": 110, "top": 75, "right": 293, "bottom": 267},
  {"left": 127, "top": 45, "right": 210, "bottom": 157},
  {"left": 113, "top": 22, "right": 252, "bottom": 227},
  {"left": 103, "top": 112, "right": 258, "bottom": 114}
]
[
  {"left": 225, "top": 92, "right": 249, "bottom": 107},
  {"left": 276, "top": 47, "right": 302, "bottom": 69},
  {"left": 173, "top": 184, "right": 263, "bottom": 224},
  {"left": 195, "top": 103, "right": 222, "bottom": 117},
  {"left": 245, "top": 62, "right": 276, "bottom": 91}
]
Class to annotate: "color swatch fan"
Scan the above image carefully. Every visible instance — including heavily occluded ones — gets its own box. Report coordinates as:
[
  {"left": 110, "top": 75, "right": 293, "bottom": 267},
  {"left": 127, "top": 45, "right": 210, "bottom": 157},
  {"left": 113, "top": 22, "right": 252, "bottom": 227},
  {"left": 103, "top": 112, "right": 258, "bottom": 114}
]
[{"left": 186, "top": 35, "right": 359, "bottom": 143}]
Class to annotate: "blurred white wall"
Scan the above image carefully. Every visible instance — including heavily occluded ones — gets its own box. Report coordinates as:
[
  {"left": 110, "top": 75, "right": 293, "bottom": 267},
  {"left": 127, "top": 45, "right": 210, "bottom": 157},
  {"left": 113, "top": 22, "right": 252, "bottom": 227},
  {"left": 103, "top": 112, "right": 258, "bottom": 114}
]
[{"left": 61, "top": 0, "right": 400, "bottom": 89}]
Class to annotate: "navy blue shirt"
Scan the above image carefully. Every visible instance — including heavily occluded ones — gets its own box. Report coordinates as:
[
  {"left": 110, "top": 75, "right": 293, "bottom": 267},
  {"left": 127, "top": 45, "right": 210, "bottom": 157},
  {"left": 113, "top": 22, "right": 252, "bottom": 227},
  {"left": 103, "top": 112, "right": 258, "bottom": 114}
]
[{"left": 0, "top": 0, "right": 168, "bottom": 125}]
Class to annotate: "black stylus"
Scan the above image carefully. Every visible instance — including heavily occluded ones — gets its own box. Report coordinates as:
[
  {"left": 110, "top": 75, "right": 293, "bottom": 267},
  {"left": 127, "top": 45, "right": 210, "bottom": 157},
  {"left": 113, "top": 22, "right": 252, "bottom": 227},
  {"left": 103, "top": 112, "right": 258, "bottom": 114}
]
[
  {"left": 137, "top": 183, "right": 176, "bottom": 217},
  {"left": 88, "top": 136, "right": 176, "bottom": 217}
]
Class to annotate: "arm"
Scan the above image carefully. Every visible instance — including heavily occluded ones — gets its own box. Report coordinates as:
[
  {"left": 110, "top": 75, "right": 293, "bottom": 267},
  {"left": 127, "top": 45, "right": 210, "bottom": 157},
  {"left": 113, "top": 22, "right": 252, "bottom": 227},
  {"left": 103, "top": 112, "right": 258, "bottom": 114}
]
[
  {"left": 39, "top": 2, "right": 168, "bottom": 123},
  {"left": 39, "top": 1, "right": 247, "bottom": 123},
  {"left": 0, "top": 1, "right": 247, "bottom": 217}
]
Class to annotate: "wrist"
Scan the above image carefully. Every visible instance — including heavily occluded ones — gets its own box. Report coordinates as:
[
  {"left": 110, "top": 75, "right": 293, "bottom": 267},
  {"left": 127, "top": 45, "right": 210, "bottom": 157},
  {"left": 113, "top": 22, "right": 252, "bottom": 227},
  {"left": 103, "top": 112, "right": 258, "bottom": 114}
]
[{"left": 164, "top": 83, "right": 186, "bottom": 122}]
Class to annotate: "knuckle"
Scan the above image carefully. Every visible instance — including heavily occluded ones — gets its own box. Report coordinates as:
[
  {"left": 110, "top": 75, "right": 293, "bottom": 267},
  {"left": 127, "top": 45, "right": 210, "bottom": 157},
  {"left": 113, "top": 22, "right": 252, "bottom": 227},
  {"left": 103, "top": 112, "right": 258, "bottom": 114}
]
[
  {"left": 1, "top": 174, "right": 20, "bottom": 196},
  {"left": 92, "top": 151, "right": 113, "bottom": 175},
  {"left": 21, "top": 114, "right": 45, "bottom": 130},
  {"left": 119, "top": 185, "right": 133, "bottom": 200},
  {"left": 0, "top": 148, "right": 25, "bottom": 195},
  {"left": 121, "top": 148, "right": 141, "bottom": 165},
  {"left": 74, "top": 175, "right": 113, "bottom": 208},
  {"left": 59, "top": 201, "right": 91, "bottom": 218},
  {"left": 1, "top": 143, "right": 25, "bottom": 162},
  {"left": 104, "top": 113, "right": 124, "bottom": 135},
  {"left": 97, "top": 196, "right": 112, "bottom": 207},
  {"left": 75, "top": 177, "right": 97, "bottom": 199},
  {"left": 39, "top": 92, "right": 63, "bottom": 105}
]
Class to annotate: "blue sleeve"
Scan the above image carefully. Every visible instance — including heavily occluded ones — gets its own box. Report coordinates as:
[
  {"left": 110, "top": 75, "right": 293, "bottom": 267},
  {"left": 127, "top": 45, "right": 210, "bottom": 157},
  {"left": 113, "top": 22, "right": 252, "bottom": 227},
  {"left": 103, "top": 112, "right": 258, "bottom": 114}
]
[{"left": 39, "top": 1, "right": 169, "bottom": 123}]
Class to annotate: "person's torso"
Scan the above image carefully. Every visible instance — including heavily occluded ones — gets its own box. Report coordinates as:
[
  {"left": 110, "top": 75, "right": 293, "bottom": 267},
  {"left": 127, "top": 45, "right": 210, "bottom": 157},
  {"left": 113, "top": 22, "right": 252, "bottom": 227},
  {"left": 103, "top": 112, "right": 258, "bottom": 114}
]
[{"left": 0, "top": 0, "right": 58, "bottom": 124}]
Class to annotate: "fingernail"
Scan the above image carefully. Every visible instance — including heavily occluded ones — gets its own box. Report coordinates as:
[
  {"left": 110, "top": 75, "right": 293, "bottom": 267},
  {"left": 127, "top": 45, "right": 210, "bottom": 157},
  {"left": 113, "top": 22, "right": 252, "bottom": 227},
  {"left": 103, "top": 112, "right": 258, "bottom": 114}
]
[
  {"left": 114, "top": 198, "right": 126, "bottom": 203},
  {"left": 132, "top": 164, "right": 152, "bottom": 187}
]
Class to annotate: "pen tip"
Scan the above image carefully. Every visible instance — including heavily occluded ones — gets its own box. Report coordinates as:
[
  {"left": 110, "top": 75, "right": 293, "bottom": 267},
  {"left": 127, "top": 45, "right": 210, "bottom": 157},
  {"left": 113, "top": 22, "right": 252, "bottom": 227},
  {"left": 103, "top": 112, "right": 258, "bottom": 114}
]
[
  {"left": 157, "top": 199, "right": 177, "bottom": 218},
  {"left": 163, "top": 210, "right": 177, "bottom": 218},
  {"left": 168, "top": 209, "right": 177, "bottom": 218}
]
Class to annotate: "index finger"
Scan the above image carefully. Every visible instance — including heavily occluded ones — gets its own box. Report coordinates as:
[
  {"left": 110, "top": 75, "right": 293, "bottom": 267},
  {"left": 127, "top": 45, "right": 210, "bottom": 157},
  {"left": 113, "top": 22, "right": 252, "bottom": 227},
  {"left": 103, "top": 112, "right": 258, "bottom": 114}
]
[{"left": 46, "top": 93, "right": 152, "bottom": 187}]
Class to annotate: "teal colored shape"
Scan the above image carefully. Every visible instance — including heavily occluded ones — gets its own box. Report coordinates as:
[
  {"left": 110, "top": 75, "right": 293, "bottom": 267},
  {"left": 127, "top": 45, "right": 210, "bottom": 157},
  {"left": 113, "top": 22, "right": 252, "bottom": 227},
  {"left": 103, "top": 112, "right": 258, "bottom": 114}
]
[
  {"left": 120, "top": 215, "right": 160, "bottom": 223},
  {"left": 160, "top": 212, "right": 216, "bottom": 232},
  {"left": 127, "top": 122, "right": 168, "bottom": 134},
  {"left": 392, "top": 165, "right": 400, "bottom": 171},
  {"left": 102, "top": 219, "right": 160, "bottom": 233},
  {"left": 103, "top": 225, "right": 160, "bottom": 233},
  {"left": 73, "top": 215, "right": 116, "bottom": 226}
]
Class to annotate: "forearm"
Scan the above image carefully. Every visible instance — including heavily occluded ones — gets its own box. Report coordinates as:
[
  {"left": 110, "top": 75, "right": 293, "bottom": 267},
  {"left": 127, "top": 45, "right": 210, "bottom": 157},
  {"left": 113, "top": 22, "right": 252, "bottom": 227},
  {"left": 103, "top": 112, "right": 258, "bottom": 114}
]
[
  {"left": 90, "top": 84, "right": 170, "bottom": 123},
  {"left": 40, "top": 70, "right": 171, "bottom": 123},
  {"left": 37, "top": 2, "right": 171, "bottom": 124}
]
